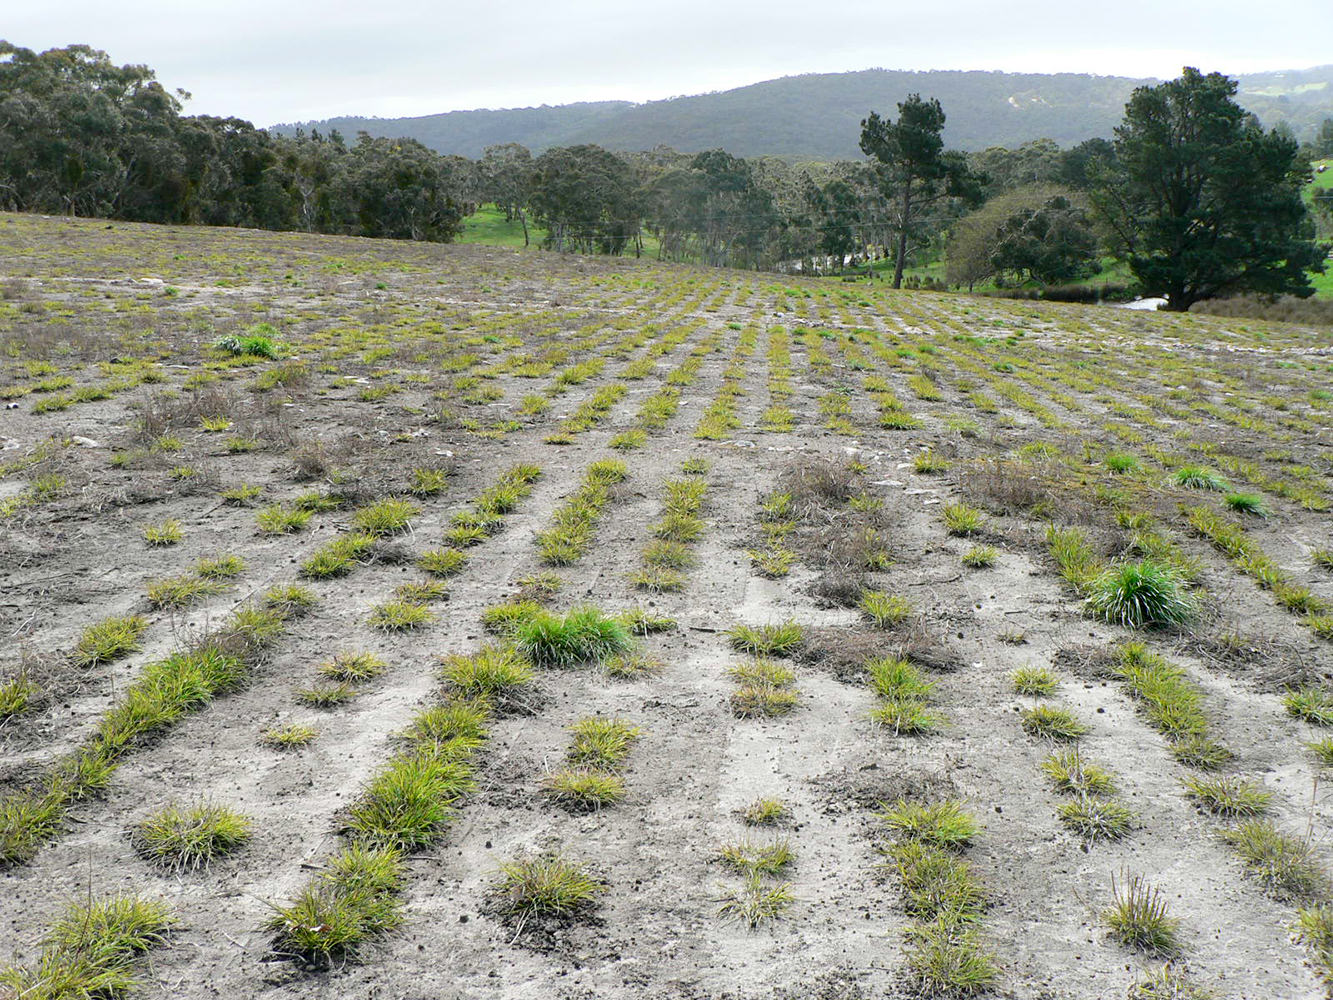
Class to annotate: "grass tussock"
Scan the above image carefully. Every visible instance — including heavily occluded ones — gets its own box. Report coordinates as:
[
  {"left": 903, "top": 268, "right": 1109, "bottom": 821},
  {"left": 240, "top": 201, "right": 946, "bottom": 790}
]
[
  {"left": 440, "top": 644, "right": 533, "bottom": 708},
  {"left": 727, "top": 621, "right": 804, "bottom": 657},
  {"left": 72, "top": 615, "right": 148, "bottom": 668},
  {"left": 0, "top": 894, "right": 174, "bottom": 998},
  {"left": 868, "top": 657, "right": 941, "bottom": 736},
  {"left": 1085, "top": 560, "right": 1197, "bottom": 630},
  {"left": 1010, "top": 666, "right": 1059, "bottom": 697},
  {"left": 1105, "top": 872, "right": 1180, "bottom": 956},
  {"left": 130, "top": 801, "right": 252, "bottom": 872},
  {"left": 879, "top": 798, "right": 996, "bottom": 995},
  {"left": 267, "top": 844, "right": 406, "bottom": 963},
  {"left": 535, "top": 459, "right": 626, "bottom": 566},
  {"left": 492, "top": 853, "right": 604, "bottom": 924},
  {"left": 513, "top": 606, "right": 633, "bottom": 668},
  {"left": 729, "top": 658, "right": 798, "bottom": 718}
]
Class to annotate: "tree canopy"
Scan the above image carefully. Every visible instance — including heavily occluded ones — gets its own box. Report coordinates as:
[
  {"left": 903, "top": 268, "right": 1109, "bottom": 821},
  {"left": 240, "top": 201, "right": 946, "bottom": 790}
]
[
  {"left": 860, "top": 95, "right": 983, "bottom": 287},
  {"left": 1090, "top": 67, "right": 1324, "bottom": 311}
]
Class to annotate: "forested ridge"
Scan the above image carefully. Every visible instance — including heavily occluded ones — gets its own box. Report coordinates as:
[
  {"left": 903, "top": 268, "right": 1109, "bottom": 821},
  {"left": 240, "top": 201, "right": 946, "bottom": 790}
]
[{"left": 275, "top": 66, "right": 1333, "bottom": 159}]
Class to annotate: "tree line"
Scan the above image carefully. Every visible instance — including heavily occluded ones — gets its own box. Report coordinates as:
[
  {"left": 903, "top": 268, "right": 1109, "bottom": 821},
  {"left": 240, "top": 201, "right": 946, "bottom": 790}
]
[
  {"left": 0, "top": 42, "right": 473, "bottom": 241},
  {"left": 1, "top": 42, "right": 1326, "bottom": 311}
]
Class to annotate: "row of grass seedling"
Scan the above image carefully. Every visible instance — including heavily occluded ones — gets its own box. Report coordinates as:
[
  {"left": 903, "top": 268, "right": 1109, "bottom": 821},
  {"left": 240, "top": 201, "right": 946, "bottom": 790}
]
[
  {"left": 0, "top": 585, "right": 313, "bottom": 866},
  {"left": 631, "top": 467, "right": 708, "bottom": 593},
  {"left": 877, "top": 798, "right": 999, "bottom": 995},
  {"left": 534, "top": 458, "right": 628, "bottom": 566}
]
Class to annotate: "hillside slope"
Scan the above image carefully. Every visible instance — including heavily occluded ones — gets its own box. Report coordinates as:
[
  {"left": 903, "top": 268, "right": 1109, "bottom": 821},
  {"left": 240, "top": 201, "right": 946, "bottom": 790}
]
[{"left": 273, "top": 65, "right": 1333, "bottom": 158}]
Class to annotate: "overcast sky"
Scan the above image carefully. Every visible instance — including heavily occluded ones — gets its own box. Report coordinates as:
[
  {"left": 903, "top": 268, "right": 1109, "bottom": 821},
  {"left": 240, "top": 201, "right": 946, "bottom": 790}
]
[{"left": 7, "top": 1, "right": 1331, "bottom": 126}]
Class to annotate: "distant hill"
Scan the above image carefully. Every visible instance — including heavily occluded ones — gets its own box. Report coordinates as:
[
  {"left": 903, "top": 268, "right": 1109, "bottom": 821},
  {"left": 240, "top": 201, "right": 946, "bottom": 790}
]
[{"left": 273, "top": 66, "right": 1333, "bottom": 160}]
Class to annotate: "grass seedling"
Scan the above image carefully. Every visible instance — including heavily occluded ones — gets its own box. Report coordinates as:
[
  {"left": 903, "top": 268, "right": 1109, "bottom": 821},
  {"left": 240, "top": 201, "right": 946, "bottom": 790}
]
[
  {"left": 962, "top": 544, "right": 998, "bottom": 568},
  {"left": 516, "top": 570, "right": 563, "bottom": 602},
  {"left": 1182, "top": 776, "right": 1271, "bottom": 817},
  {"left": 869, "top": 657, "right": 934, "bottom": 699},
  {"left": 186, "top": 554, "right": 242, "bottom": 583},
  {"left": 544, "top": 770, "right": 626, "bottom": 811},
  {"left": 367, "top": 600, "right": 432, "bottom": 630},
  {"left": 1057, "top": 797, "right": 1133, "bottom": 842},
  {"left": 441, "top": 644, "right": 533, "bottom": 706},
  {"left": 859, "top": 590, "right": 913, "bottom": 629},
  {"left": 1127, "top": 965, "right": 1215, "bottom": 999},
  {"left": 748, "top": 544, "right": 795, "bottom": 578},
  {"left": 1224, "top": 492, "right": 1269, "bottom": 517},
  {"left": 1041, "top": 748, "right": 1116, "bottom": 796},
  {"left": 320, "top": 650, "right": 387, "bottom": 683},
  {"left": 257, "top": 504, "right": 311, "bottom": 534},
  {"left": 1011, "top": 666, "right": 1059, "bottom": 697},
  {"left": 299, "top": 532, "right": 376, "bottom": 579},
  {"left": 1105, "top": 452, "right": 1140, "bottom": 474},
  {"left": 603, "top": 650, "right": 661, "bottom": 679},
  {"left": 881, "top": 799, "right": 977, "bottom": 849},
  {"left": 266, "top": 845, "right": 405, "bottom": 963},
  {"left": 131, "top": 801, "right": 252, "bottom": 872},
  {"left": 346, "top": 751, "right": 477, "bottom": 851},
  {"left": 1308, "top": 738, "right": 1333, "bottom": 767},
  {"left": 942, "top": 503, "right": 986, "bottom": 536},
  {"left": 743, "top": 798, "right": 788, "bottom": 826},
  {"left": 718, "top": 838, "right": 794, "bottom": 877},
  {"left": 296, "top": 682, "right": 357, "bottom": 708},
  {"left": 617, "top": 608, "right": 676, "bottom": 635},
  {"left": 221, "top": 483, "right": 263, "bottom": 504},
  {"left": 492, "top": 853, "right": 604, "bottom": 922},
  {"left": 1105, "top": 872, "right": 1180, "bottom": 956},
  {"left": 567, "top": 717, "right": 641, "bottom": 770},
  {"left": 0, "top": 673, "right": 39, "bottom": 718},
  {"left": 146, "top": 574, "right": 226, "bottom": 609},
  {"left": 0, "top": 894, "right": 175, "bottom": 997},
  {"left": 914, "top": 449, "right": 949, "bottom": 474},
  {"left": 72, "top": 615, "right": 148, "bottom": 668},
  {"left": 1221, "top": 820, "right": 1329, "bottom": 901},
  {"left": 1285, "top": 686, "right": 1333, "bottom": 726},
  {"left": 409, "top": 467, "right": 450, "bottom": 496},
  {"left": 1021, "top": 705, "right": 1088, "bottom": 742},
  {"left": 261, "top": 723, "right": 318, "bottom": 749},
  {"left": 395, "top": 579, "right": 448, "bottom": 604},
  {"left": 418, "top": 547, "right": 467, "bottom": 577},
  {"left": 903, "top": 914, "right": 999, "bottom": 997},
  {"left": 727, "top": 621, "right": 804, "bottom": 657},
  {"left": 142, "top": 519, "right": 182, "bottom": 546},
  {"left": 1175, "top": 466, "right": 1226, "bottom": 491},
  {"left": 716, "top": 872, "right": 795, "bottom": 927},
  {"left": 1313, "top": 549, "right": 1333, "bottom": 571},
  {"left": 353, "top": 498, "right": 420, "bottom": 536},
  {"left": 729, "top": 658, "right": 798, "bottom": 718},
  {"left": 1046, "top": 525, "right": 1102, "bottom": 591},
  {"left": 513, "top": 606, "right": 633, "bottom": 667},
  {"left": 1085, "top": 561, "right": 1196, "bottom": 629}
]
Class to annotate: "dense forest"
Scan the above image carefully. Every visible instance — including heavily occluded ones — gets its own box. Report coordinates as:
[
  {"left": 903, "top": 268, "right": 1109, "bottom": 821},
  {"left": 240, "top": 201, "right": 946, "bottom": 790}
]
[
  {"left": 276, "top": 66, "right": 1333, "bottom": 160},
  {"left": 2, "top": 42, "right": 1328, "bottom": 310}
]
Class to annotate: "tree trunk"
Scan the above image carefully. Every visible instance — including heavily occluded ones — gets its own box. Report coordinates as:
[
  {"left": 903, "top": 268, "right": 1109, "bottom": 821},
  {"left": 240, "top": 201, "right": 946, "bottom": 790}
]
[
  {"left": 519, "top": 209, "right": 528, "bottom": 247},
  {"left": 892, "top": 186, "right": 912, "bottom": 289}
]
